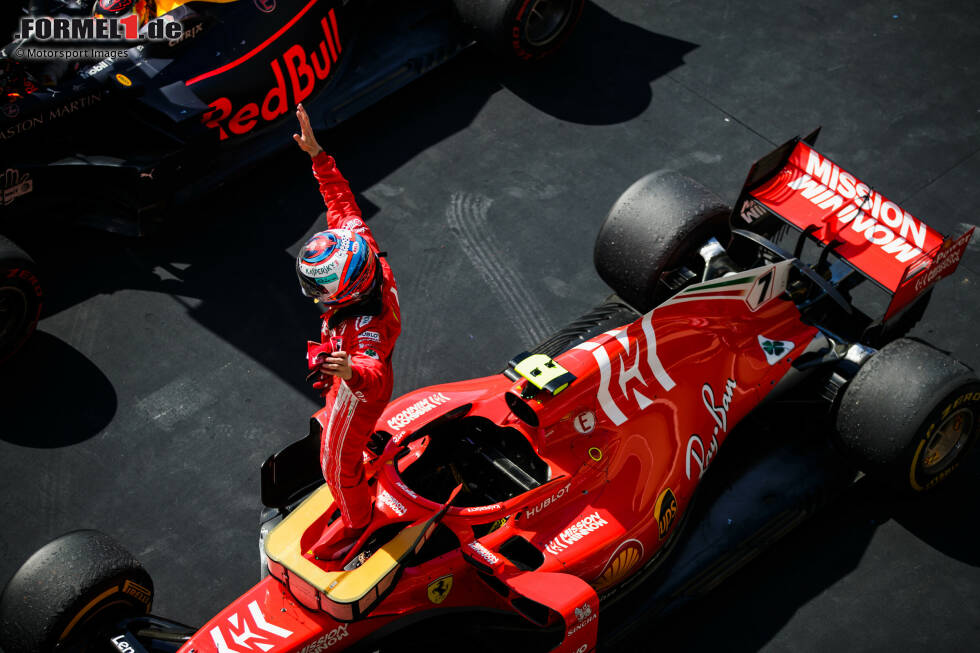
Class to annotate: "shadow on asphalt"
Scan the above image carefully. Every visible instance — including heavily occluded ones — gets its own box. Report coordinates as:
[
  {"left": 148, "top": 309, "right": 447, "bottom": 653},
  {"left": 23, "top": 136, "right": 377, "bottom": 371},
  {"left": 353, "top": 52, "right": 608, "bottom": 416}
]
[
  {"left": 501, "top": 2, "right": 699, "bottom": 125},
  {"left": 0, "top": 331, "right": 117, "bottom": 447}
]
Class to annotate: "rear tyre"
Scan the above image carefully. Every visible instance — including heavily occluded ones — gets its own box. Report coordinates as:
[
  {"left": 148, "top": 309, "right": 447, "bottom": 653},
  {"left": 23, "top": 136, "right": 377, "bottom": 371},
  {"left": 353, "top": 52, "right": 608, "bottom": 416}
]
[
  {"left": 0, "top": 530, "right": 154, "bottom": 653},
  {"left": 594, "top": 170, "right": 731, "bottom": 312},
  {"left": 453, "top": 0, "right": 585, "bottom": 61},
  {"left": 0, "top": 235, "right": 43, "bottom": 363},
  {"left": 835, "top": 338, "right": 980, "bottom": 493}
]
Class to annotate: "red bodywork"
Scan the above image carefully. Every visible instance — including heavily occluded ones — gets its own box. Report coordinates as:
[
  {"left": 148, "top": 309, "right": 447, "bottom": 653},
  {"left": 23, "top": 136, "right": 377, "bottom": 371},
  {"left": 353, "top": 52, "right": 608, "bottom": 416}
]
[
  {"left": 750, "top": 141, "right": 973, "bottom": 321},
  {"left": 179, "top": 262, "right": 819, "bottom": 653}
]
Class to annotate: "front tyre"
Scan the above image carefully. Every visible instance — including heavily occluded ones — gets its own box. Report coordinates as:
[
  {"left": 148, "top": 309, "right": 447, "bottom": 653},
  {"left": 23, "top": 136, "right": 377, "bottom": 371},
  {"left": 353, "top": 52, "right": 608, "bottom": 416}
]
[
  {"left": 0, "top": 235, "right": 43, "bottom": 363},
  {"left": 0, "top": 530, "right": 154, "bottom": 653},
  {"left": 835, "top": 339, "right": 980, "bottom": 493},
  {"left": 453, "top": 0, "right": 585, "bottom": 61}
]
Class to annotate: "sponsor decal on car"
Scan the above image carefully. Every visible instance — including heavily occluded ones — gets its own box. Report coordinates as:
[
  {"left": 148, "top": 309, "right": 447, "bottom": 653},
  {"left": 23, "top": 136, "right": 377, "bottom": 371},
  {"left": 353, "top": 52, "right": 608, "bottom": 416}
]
[
  {"left": 757, "top": 335, "right": 795, "bottom": 365},
  {"left": 84, "top": 57, "right": 117, "bottom": 77},
  {"left": 524, "top": 482, "right": 572, "bottom": 520},
  {"left": 578, "top": 311, "right": 675, "bottom": 426},
  {"left": 377, "top": 489, "right": 406, "bottom": 516},
  {"left": 427, "top": 575, "right": 453, "bottom": 604},
  {"left": 686, "top": 378, "right": 736, "bottom": 480},
  {"left": 784, "top": 148, "right": 932, "bottom": 261},
  {"left": 2, "top": 169, "right": 33, "bottom": 206},
  {"left": 394, "top": 480, "right": 418, "bottom": 499},
  {"left": 210, "top": 600, "right": 293, "bottom": 653},
  {"left": 1, "top": 94, "right": 104, "bottom": 142},
  {"left": 704, "top": 378, "right": 736, "bottom": 435},
  {"left": 654, "top": 487, "right": 677, "bottom": 539},
  {"left": 461, "top": 503, "right": 503, "bottom": 514},
  {"left": 297, "top": 624, "right": 349, "bottom": 652},
  {"left": 121, "top": 579, "right": 152, "bottom": 608},
  {"left": 573, "top": 410, "right": 596, "bottom": 434},
  {"left": 592, "top": 539, "right": 644, "bottom": 591},
  {"left": 198, "top": 5, "right": 343, "bottom": 141},
  {"left": 740, "top": 198, "right": 767, "bottom": 223},
  {"left": 567, "top": 602, "right": 597, "bottom": 637},
  {"left": 111, "top": 634, "right": 138, "bottom": 653},
  {"left": 169, "top": 21, "right": 204, "bottom": 47},
  {"left": 752, "top": 143, "right": 949, "bottom": 292},
  {"left": 466, "top": 541, "right": 499, "bottom": 566},
  {"left": 545, "top": 511, "right": 609, "bottom": 556},
  {"left": 386, "top": 392, "right": 450, "bottom": 430},
  {"left": 911, "top": 228, "right": 973, "bottom": 294}
]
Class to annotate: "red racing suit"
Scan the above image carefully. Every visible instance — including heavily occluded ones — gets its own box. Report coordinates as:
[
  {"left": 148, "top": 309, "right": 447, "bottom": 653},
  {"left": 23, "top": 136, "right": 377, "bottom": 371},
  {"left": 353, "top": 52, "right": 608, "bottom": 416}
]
[{"left": 311, "top": 151, "right": 401, "bottom": 529}]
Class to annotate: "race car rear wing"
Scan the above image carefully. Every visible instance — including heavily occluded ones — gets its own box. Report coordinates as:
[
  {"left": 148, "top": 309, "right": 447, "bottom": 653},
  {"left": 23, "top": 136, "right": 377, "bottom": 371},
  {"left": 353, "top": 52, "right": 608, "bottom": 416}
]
[{"left": 731, "top": 131, "right": 974, "bottom": 321}]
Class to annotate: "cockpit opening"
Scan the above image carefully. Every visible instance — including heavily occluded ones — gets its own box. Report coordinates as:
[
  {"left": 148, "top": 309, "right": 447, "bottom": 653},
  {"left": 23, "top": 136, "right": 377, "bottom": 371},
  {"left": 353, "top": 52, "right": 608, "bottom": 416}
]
[{"left": 397, "top": 416, "right": 550, "bottom": 507}]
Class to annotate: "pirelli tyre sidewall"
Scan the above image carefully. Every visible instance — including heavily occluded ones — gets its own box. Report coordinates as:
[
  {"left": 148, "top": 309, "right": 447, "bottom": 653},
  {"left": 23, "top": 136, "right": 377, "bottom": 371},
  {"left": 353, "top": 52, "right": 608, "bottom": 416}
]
[
  {"left": 0, "top": 235, "right": 43, "bottom": 363},
  {"left": 0, "top": 530, "right": 153, "bottom": 653},
  {"left": 836, "top": 339, "right": 980, "bottom": 494},
  {"left": 453, "top": 0, "right": 585, "bottom": 61}
]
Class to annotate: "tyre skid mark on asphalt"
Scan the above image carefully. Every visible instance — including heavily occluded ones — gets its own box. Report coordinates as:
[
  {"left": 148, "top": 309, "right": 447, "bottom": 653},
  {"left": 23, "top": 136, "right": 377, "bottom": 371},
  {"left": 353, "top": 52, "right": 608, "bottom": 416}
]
[
  {"left": 395, "top": 241, "right": 452, "bottom": 392},
  {"left": 446, "top": 191, "right": 555, "bottom": 346}
]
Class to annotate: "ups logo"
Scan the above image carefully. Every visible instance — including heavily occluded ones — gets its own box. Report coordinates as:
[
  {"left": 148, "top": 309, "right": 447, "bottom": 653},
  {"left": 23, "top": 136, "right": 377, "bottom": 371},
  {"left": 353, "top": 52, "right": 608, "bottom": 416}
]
[{"left": 655, "top": 488, "right": 677, "bottom": 540}]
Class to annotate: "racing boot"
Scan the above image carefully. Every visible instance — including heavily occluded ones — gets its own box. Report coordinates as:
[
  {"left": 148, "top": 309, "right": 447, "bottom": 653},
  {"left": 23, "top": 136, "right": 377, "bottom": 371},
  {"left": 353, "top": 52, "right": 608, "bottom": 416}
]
[
  {"left": 310, "top": 518, "right": 361, "bottom": 561},
  {"left": 311, "top": 481, "right": 374, "bottom": 560}
]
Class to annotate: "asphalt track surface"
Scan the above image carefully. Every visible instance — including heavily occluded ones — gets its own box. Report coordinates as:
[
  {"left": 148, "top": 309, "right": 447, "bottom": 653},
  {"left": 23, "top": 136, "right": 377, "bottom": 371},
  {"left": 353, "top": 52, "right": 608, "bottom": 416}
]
[{"left": 3, "top": 1, "right": 980, "bottom": 651}]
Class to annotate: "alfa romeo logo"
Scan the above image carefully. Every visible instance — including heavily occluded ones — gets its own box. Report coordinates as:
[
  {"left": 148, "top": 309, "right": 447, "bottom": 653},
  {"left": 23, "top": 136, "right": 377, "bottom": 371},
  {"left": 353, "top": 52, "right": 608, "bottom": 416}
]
[
  {"left": 761, "top": 340, "right": 785, "bottom": 355},
  {"left": 254, "top": 0, "right": 276, "bottom": 13}
]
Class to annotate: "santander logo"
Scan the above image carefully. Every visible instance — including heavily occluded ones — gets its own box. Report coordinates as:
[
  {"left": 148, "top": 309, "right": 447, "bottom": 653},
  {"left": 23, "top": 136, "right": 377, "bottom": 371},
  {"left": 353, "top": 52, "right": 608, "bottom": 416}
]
[{"left": 199, "top": 6, "right": 342, "bottom": 140}]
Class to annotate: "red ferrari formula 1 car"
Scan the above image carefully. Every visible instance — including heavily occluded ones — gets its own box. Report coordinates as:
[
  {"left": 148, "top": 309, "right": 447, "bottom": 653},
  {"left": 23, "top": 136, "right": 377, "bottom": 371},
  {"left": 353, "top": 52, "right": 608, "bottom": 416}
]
[{"left": 1, "top": 130, "right": 977, "bottom": 652}]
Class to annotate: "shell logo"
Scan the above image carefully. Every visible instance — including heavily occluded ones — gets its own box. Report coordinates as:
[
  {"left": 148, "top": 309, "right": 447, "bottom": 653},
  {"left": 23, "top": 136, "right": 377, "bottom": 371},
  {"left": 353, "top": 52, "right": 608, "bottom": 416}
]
[{"left": 592, "top": 539, "right": 644, "bottom": 591}]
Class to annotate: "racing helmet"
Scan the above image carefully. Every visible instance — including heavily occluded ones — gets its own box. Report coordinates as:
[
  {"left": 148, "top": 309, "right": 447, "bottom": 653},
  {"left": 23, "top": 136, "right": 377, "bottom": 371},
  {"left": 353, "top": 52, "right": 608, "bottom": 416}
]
[
  {"left": 296, "top": 229, "right": 379, "bottom": 305},
  {"left": 94, "top": 0, "right": 154, "bottom": 27}
]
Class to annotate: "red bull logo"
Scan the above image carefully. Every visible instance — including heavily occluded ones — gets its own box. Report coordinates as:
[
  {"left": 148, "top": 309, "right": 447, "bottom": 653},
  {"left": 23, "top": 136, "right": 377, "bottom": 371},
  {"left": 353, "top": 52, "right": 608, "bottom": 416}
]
[{"left": 199, "top": 6, "right": 342, "bottom": 140}]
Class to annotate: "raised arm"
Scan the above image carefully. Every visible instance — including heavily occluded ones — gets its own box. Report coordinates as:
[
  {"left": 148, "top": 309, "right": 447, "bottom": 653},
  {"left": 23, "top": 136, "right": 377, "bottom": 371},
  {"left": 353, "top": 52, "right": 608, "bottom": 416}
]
[{"left": 294, "top": 103, "right": 379, "bottom": 252}]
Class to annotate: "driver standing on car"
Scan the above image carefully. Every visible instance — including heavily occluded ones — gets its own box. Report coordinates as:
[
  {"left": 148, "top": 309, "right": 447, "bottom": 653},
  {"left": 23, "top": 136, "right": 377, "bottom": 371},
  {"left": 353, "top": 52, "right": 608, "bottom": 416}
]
[{"left": 293, "top": 103, "right": 401, "bottom": 560}]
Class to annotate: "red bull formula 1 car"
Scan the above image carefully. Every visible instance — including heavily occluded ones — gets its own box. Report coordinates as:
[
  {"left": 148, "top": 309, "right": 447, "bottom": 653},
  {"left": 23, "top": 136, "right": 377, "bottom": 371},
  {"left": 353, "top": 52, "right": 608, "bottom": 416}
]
[
  {"left": 0, "top": 0, "right": 584, "bottom": 361},
  {"left": 1, "top": 131, "right": 977, "bottom": 652}
]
